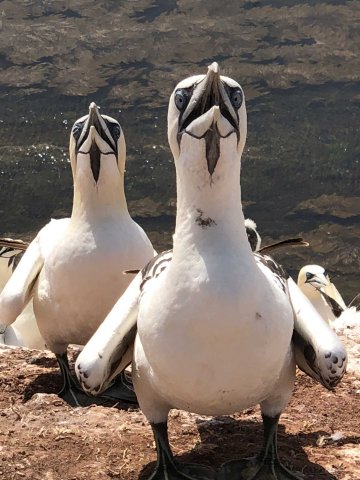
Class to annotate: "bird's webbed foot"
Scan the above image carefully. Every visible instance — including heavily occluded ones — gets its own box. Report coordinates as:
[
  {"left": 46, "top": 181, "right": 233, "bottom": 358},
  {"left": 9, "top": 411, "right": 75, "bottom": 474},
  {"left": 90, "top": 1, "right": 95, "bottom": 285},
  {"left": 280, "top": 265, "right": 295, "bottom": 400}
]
[
  {"left": 56, "top": 352, "right": 107, "bottom": 407},
  {"left": 217, "top": 415, "right": 302, "bottom": 480},
  {"left": 101, "top": 371, "right": 138, "bottom": 404}
]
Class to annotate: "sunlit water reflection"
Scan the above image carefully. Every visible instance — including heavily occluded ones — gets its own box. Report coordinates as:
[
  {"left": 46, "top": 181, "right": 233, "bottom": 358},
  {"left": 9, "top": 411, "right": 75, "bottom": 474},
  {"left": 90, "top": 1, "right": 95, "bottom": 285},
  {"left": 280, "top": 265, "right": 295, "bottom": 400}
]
[{"left": 0, "top": 0, "right": 358, "bottom": 299}]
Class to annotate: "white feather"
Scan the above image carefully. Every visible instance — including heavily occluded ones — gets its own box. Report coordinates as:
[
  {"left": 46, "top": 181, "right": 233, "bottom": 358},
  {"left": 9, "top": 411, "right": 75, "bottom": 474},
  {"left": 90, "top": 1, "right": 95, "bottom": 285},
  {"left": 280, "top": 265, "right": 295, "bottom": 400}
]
[{"left": 0, "top": 104, "right": 155, "bottom": 357}]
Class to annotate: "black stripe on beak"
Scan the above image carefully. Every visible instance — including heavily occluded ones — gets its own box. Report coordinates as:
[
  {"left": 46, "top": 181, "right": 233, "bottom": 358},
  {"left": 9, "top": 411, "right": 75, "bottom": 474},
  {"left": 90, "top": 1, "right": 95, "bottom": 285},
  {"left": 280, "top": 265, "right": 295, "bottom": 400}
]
[{"left": 90, "top": 141, "right": 101, "bottom": 182}]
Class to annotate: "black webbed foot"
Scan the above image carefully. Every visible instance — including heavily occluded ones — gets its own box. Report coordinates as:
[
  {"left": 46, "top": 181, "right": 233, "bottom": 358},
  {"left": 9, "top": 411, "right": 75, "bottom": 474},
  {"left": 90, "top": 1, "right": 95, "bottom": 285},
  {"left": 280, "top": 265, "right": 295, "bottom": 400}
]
[
  {"left": 56, "top": 352, "right": 108, "bottom": 407},
  {"left": 217, "top": 415, "right": 302, "bottom": 480},
  {"left": 101, "top": 371, "right": 138, "bottom": 404}
]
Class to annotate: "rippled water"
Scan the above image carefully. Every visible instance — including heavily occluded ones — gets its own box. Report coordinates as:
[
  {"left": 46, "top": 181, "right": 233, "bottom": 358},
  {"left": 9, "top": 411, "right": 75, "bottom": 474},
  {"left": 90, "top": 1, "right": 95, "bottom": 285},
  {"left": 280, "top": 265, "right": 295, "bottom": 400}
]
[{"left": 0, "top": 0, "right": 359, "bottom": 299}]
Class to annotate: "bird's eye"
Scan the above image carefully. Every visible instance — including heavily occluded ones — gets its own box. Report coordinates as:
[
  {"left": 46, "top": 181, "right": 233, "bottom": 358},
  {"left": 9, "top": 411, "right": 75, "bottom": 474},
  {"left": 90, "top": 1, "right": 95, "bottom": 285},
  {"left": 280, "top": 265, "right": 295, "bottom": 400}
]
[
  {"left": 72, "top": 123, "right": 82, "bottom": 140},
  {"left": 174, "top": 89, "right": 189, "bottom": 111},
  {"left": 112, "top": 124, "right": 121, "bottom": 140},
  {"left": 306, "top": 272, "right": 314, "bottom": 280},
  {"left": 230, "top": 89, "right": 243, "bottom": 109}
]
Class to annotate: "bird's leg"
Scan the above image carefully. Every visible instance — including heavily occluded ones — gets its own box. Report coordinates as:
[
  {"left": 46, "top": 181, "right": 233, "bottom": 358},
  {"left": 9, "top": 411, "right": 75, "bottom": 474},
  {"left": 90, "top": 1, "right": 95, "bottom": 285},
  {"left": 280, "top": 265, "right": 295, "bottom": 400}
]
[
  {"left": 148, "top": 422, "right": 216, "bottom": 480},
  {"left": 218, "top": 415, "right": 302, "bottom": 480},
  {"left": 56, "top": 351, "right": 85, "bottom": 407}
]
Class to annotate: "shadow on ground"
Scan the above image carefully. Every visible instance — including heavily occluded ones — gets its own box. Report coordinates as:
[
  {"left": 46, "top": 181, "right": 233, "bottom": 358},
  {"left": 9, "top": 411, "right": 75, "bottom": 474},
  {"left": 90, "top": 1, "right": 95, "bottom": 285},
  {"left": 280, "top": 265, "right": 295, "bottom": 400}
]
[{"left": 139, "top": 416, "right": 340, "bottom": 479}]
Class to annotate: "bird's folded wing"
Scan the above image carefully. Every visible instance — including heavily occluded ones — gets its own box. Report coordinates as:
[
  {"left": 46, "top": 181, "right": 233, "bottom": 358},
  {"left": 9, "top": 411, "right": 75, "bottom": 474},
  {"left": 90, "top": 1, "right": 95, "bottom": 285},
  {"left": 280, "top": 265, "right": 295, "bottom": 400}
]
[
  {"left": 0, "top": 235, "right": 43, "bottom": 326},
  {"left": 287, "top": 277, "right": 347, "bottom": 389},
  {"left": 75, "top": 273, "right": 142, "bottom": 395}
]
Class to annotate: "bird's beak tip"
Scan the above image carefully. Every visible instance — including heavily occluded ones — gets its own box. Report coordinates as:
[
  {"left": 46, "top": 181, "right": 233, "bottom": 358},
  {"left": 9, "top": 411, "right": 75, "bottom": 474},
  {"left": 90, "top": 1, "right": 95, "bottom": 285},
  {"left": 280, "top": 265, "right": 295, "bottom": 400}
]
[
  {"left": 213, "top": 105, "right": 220, "bottom": 121},
  {"left": 208, "top": 62, "right": 219, "bottom": 74}
]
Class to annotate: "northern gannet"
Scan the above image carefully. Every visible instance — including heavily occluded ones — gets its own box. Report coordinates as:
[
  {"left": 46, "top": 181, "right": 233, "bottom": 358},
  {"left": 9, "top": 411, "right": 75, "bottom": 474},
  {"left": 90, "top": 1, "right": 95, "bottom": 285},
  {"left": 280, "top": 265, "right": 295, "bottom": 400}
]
[
  {"left": 298, "top": 264, "right": 360, "bottom": 331},
  {"left": 75, "top": 65, "right": 347, "bottom": 479},
  {"left": 0, "top": 103, "right": 154, "bottom": 405},
  {"left": 298, "top": 265, "right": 345, "bottom": 323}
]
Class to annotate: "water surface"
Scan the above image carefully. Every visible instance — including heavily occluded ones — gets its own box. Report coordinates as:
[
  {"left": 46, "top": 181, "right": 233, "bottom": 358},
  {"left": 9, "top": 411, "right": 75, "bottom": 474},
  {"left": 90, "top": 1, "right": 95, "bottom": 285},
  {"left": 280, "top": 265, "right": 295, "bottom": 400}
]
[{"left": 0, "top": 0, "right": 359, "bottom": 299}]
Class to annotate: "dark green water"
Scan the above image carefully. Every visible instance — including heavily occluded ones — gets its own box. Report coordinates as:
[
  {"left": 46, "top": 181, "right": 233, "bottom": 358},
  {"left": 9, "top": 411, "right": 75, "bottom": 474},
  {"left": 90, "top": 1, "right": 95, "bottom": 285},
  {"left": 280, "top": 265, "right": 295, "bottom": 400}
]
[{"left": 0, "top": 0, "right": 359, "bottom": 299}]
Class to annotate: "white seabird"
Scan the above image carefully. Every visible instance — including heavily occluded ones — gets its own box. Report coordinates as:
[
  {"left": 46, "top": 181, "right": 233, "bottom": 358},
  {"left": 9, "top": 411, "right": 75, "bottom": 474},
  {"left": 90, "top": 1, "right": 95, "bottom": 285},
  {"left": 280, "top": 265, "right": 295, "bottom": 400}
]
[
  {"left": 0, "top": 103, "right": 154, "bottom": 405},
  {"left": 298, "top": 265, "right": 345, "bottom": 323},
  {"left": 75, "top": 65, "right": 347, "bottom": 479},
  {"left": 0, "top": 239, "right": 46, "bottom": 349},
  {"left": 298, "top": 264, "right": 360, "bottom": 331}
]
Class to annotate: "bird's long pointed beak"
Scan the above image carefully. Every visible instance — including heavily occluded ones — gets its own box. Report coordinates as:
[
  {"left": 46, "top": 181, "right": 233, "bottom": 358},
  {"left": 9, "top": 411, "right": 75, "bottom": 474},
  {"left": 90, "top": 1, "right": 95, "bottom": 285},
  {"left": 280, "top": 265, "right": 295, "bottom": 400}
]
[
  {"left": 88, "top": 103, "right": 103, "bottom": 183},
  {"left": 88, "top": 102, "right": 103, "bottom": 133},
  {"left": 76, "top": 103, "right": 118, "bottom": 183},
  {"left": 181, "top": 63, "right": 219, "bottom": 128},
  {"left": 77, "top": 102, "right": 117, "bottom": 155},
  {"left": 178, "top": 62, "right": 240, "bottom": 175}
]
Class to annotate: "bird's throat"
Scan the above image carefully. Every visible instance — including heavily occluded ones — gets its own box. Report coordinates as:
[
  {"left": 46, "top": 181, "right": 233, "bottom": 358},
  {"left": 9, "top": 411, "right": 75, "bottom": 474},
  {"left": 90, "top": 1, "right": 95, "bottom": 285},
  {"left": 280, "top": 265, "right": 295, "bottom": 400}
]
[
  {"left": 90, "top": 141, "right": 101, "bottom": 182},
  {"left": 204, "top": 127, "right": 220, "bottom": 175}
]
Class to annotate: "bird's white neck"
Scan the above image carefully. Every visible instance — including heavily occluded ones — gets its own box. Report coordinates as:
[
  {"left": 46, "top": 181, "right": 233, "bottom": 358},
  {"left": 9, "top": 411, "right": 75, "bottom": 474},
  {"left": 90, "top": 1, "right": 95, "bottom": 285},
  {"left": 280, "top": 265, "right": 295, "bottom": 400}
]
[
  {"left": 173, "top": 136, "right": 250, "bottom": 258},
  {"left": 71, "top": 168, "right": 129, "bottom": 225}
]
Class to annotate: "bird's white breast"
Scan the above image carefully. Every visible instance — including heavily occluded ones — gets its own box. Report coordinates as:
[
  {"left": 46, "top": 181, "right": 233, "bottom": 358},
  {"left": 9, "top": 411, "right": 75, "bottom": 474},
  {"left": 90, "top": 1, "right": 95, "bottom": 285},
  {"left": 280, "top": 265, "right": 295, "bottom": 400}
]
[
  {"left": 136, "top": 254, "right": 294, "bottom": 416},
  {"left": 34, "top": 218, "right": 152, "bottom": 352}
]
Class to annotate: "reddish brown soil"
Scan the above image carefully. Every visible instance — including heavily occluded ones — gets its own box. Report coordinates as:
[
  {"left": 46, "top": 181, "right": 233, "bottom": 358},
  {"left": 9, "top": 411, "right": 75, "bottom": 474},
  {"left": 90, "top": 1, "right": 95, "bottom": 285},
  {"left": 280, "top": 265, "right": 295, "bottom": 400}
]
[{"left": 0, "top": 346, "right": 359, "bottom": 480}]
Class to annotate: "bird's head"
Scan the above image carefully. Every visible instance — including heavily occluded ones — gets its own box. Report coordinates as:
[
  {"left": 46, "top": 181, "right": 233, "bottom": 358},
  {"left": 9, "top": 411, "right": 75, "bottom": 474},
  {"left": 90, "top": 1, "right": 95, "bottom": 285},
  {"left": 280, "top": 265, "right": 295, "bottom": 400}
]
[
  {"left": 167, "top": 62, "right": 246, "bottom": 185},
  {"left": 298, "top": 265, "right": 331, "bottom": 292},
  {"left": 69, "top": 102, "right": 126, "bottom": 186}
]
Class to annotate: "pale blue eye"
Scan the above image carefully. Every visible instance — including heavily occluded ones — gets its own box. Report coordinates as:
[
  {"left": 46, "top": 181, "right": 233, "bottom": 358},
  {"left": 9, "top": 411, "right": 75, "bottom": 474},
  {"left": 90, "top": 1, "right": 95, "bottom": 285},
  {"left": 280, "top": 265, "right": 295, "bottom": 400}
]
[
  {"left": 72, "top": 123, "right": 82, "bottom": 140},
  {"left": 112, "top": 124, "right": 121, "bottom": 140},
  {"left": 175, "top": 89, "right": 189, "bottom": 111},
  {"left": 231, "top": 89, "right": 243, "bottom": 109}
]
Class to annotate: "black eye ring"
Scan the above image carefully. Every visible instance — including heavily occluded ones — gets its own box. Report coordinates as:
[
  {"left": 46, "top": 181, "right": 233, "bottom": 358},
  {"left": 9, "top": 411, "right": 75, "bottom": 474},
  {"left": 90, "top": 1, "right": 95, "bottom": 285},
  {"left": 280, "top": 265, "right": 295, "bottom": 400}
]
[
  {"left": 230, "top": 89, "right": 243, "bottom": 109},
  {"left": 72, "top": 123, "right": 82, "bottom": 140},
  {"left": 112, "top": 124, "right": 121, "bottom": 140},
  {"left": 174, "top": 89, "right": 189, "bottom": 111},
  {"left": 306, "top": 272, "right": 314, "bottom": 280}
]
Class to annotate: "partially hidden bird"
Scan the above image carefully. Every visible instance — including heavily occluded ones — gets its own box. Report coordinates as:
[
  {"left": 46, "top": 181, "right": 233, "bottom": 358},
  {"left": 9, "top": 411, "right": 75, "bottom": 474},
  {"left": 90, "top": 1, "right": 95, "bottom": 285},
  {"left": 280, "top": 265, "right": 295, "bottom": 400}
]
[{"left": 0, "top": 103, "right": 155, "bottom": 405}]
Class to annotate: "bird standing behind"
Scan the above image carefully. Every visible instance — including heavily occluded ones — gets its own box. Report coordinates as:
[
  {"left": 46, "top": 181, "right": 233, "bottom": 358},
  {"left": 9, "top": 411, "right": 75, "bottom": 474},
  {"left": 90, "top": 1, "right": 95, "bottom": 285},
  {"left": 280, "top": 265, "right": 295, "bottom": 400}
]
[
  {"left": 0, "top": 103, "right": 155, "bottom": 405},
  {"left": 298, "top": 264, "right": 360, "bottom": 332}
]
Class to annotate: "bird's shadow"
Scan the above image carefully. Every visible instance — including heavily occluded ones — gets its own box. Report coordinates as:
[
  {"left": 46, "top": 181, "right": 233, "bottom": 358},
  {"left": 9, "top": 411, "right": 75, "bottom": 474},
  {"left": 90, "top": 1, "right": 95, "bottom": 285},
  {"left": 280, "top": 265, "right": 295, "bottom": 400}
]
[
  {"left": 139, "top": 415, "right": 358, "bottom": 479},
  {"left": 23, "top": 370, "right": 62, "bottom": 402},
  {"left": 23, "top": 361, "right": 136, "bottom": 410},
  {"left": 23, "top": 351, "right": 73, "bottom": 403}
]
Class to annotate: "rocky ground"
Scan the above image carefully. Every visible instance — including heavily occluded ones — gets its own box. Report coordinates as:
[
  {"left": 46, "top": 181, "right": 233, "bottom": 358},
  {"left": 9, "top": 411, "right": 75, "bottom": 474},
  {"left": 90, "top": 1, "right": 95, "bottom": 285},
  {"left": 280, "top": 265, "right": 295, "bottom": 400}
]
[{"left": 0, "top": 325, "right": 359, "bottom": 480}]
